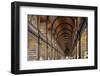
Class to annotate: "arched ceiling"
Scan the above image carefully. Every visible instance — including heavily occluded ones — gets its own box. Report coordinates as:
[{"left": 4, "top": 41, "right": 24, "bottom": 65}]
[
  {"left": 39, "top": 16, "right": 80, "bottom": 56},
  {"left": 51, "top": 16, "right": 76, "bottom": 55}
]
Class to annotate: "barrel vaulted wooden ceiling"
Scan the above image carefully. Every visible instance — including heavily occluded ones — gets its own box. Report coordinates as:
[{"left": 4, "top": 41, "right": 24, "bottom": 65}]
[{"left": 39, "top": 16, "right": 81, "bottom": 56}]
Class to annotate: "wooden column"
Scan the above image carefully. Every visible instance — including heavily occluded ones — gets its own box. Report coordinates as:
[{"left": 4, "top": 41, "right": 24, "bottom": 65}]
[
  {"left": 75, "top": 18, "right": 78, "bottom": 59},
  {"left": 37, "top": 16, "right": 40, "bottom": 60},
  {"left": 45, "top": 16, "right": 48, "bottom": 60},
  {"left": 76, "top": 17, "right": 81, "bottom": 59},
  {"left": 79, "top": 29, "right": 81, "bottom": 59}
]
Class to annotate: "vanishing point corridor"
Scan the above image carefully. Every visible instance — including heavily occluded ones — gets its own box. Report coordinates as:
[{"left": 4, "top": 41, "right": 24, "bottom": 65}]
[{"left": 28, "top": 15, "right": 88, "bottom": 61}]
